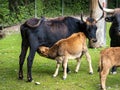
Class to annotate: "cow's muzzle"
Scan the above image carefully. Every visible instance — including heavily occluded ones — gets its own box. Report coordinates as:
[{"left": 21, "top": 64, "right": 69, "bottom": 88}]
[{"left": 90, "top": 38, "right": 97, "bottom": 43}]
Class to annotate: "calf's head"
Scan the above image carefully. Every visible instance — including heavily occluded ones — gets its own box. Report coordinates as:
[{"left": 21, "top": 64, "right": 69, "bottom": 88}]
[
  {"left": 39, "top": 45, "right": 58, "bottom": 59},
  {"left": 39, "top": 46, "right": 49, "bottom": 57}
]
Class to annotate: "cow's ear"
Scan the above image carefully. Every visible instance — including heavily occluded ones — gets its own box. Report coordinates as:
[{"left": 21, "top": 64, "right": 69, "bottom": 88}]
[{"left": 105, "top": 17, "right": 113, "bottom": 22}]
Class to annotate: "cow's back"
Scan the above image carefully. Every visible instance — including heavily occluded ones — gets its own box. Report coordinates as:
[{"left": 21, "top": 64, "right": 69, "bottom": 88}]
[{"left": 21, "top": 16, "right": 81, "bottom": 48}]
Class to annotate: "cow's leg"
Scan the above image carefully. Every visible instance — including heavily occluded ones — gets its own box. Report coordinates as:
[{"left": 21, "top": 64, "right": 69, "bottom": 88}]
[
  {"left": 27, "top": 48, "right": 36, "bottom": 82},
  {"left": 53, "top": 62, "right": 60, "bottom": 77},
  {"left": 111, "top": 66, "right": 117, "bottom": 74},
  {"left": 19, "top": 42, "right": 28, "bottom": 80},
  {"left": 62, "top": 57, "right": 68, "bottom": 80},
  {"left": 100, "top": 68, "right": 110, "bottom": 90},
  {"left": 67, "top": 65, "right": 71, "bottom": 73},
  {"left": 85, "top": 51, "right": 93, "bottom": 74},
  {"left": 110, "top": 41, "right": 117, "bottom": 74}
]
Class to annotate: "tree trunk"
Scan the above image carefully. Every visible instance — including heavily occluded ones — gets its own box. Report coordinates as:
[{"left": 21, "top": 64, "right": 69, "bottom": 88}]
[{"left": 89, "top": 0, "right": 107, "bottom": 48}]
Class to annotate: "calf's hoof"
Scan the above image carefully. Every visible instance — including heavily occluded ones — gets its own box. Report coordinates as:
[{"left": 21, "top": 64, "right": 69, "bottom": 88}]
[
  {"left": 89, "top": 72, "right": 93, "bottom": 75},
  {"left": 53, "top": 74, "right": 57, "bottom": 78},
  {"left": 75, "top": 70, "right": 79, "bottom": 73},
  {"left": 63, "top": 76, "right": 67, "bottom": 80},
  {"left": 75, "top": 71, "right": 78, "bottom": 73}
]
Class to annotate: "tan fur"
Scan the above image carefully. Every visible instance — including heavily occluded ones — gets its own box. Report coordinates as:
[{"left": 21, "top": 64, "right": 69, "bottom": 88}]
[
  {"left": 99, "top": 47, "right": 120, "bottom": 90},
  {"left": 39, "top": 32, "right": 93, "bottom": 79}
]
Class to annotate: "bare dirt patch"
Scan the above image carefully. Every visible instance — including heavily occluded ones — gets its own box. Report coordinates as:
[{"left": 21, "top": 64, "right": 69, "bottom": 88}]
[{"left": 3, "top": 24, "right": 21, "bottom": 35}]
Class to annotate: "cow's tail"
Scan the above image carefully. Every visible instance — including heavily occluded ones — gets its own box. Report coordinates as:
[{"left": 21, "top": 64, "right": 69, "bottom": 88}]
[
  {"left": 20, "top": 23, "right": 26, "bottom": 38},
  {"left": 20, "top": 23, "right": 29, "bottom": 46}
]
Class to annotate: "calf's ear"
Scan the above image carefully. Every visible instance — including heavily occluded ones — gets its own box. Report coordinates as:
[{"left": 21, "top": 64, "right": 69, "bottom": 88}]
[{"left": 105, "top": 17, "right": 113, "bottom": 22}]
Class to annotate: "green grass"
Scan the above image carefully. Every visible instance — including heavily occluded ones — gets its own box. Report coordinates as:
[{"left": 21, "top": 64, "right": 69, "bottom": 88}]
[{"left": 0, "top": 23, "right": 120, "bottom": 90}]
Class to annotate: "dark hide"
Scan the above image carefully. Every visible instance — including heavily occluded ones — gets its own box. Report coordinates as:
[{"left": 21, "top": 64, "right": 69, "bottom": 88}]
[
  {"left": 19, "top": 16, "right": 98, "bottom": 82},
  {"left": 105, "top": 9, "right": 120, "bottom": 73},
  {"left": 105, "top": 9, "right": 120, "bottom": 46}
]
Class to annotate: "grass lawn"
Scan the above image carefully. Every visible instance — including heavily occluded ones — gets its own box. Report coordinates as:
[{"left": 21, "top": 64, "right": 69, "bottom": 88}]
[{"left": 0, "top": 23, "right": 120, "bottom": 90}]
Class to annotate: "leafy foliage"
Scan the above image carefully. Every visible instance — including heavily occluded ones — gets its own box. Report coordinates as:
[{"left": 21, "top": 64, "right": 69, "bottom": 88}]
[
  {"left": 0, "top": 0, "right": 118, "bottom": 26},
  {"left": 0, "top": 0, "right": 90, "bottom": 26}
]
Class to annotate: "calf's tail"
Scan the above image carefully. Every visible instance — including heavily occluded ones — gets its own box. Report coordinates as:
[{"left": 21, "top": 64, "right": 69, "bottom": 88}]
[{"left": 98, "top": 57, "right": 103, "bottom": 72}]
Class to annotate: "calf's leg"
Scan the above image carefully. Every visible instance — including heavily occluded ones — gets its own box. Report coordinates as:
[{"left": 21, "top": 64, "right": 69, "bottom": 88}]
[
  {"left": 62, "top": 64, "right": 71, "bottom": 73},
  {"left": 75, "top": 53, "right": 83, "bottom": 73},
  {"left": 62, "top": 57, "right": 68, "bottom": 80},
  {"left": 100, "top": 68, "right": 110, "bottom": 90},
  {"left": 53, "top": 62, "right": 60, "bottom": 77},
  {"left": 75, "top": 58, "right": 81, "bottom": 73},
  {"left": 85, "top": 51, "right": 93, "bottom": 74}
]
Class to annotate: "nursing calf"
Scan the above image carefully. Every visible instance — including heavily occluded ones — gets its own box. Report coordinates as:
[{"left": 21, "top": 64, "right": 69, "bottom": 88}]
[
  {"left": 98, "top": 47, "right": 120, "bottom": 90},
  {"left": 39, "top": 32, "right": 93, "bottom": 80}
]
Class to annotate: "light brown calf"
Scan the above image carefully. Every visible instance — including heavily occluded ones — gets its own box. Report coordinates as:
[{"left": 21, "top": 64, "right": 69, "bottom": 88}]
[
  {"left": 99, "top": 47, "right": 120, "bottom": 90},
  {"left": 39, "top": 32, "right": 93, "bottom": 80}
]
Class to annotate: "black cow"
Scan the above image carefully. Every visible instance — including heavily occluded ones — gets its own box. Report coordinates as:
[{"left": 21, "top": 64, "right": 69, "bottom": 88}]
[
  {"left": 19, "top": 14, "right": 103, "bottom": 82},
  {"left": 98, "top": 0, "right": 120, "bottom": 74}
]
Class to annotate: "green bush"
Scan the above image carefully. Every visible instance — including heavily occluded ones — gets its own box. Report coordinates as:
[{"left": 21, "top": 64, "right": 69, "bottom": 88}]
[{"left": 0, "top": 0, "right": 117, "bottom": 26}]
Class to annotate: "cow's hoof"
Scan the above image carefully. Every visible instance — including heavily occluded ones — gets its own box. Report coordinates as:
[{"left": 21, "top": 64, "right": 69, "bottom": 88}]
[
  {"left": 27, "top": 79, "right": 34, "bottom": 82},
  {"left": 27, "top": 78, "right": 33, "bottom": 82},
  {"left": 18, "top": 75, "right": 23, "bottom": 80},
  {"left": 67, "top": 70, "right": 71, "bottom": 74},
  {"left": 89, "top": 72, "right": 93, "bottom": 75},
  {"left": 111, "top": 71, "right": 117, "bottom": 75}
]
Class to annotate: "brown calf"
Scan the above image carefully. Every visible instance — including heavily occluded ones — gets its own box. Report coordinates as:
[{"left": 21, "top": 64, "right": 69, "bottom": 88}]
[
  {"left": 98, "top": 47, "right": 120, "bottom": 90},
  {"left": 39, "top": 32, "right": 93, "bottom": 80}
]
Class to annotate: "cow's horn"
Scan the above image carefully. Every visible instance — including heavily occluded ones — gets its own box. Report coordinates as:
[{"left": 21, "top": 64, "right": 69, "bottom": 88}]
[
  {"left": 103, "top": 8, "right": 114, "bottom": 13},
  {"left": 81, "top": 12, "right": 86, "bottom": 22},
  {"left": 96, "top": 10, "right": 104, "bottom": 22},
  {"left": 98, "top": 0, "right": 114, "bottom": 13}
]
